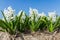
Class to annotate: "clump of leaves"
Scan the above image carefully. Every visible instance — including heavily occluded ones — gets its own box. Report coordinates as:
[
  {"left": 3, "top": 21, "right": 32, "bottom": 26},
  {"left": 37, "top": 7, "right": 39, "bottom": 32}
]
[
  {"left": 0, "top": 11, "right": 17, "bottom": 35},
  {"left": 29, "top": 12, "right": 46, "bottom": 33},
  {"left": 16, "top": 11, "right": 30, "bottom": 33},
  {"left": 46, "top": 16, "right": 60, "bottom": 32}
]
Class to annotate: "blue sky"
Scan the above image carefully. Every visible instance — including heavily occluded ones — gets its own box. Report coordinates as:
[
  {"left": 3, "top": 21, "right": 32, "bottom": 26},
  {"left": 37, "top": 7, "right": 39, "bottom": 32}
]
[{"left": 0, "top": 0, "right": 60, "bottom": 18}]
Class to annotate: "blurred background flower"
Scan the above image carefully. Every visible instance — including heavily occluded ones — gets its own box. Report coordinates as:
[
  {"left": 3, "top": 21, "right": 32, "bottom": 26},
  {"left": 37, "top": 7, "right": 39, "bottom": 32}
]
[{"left": 3, "top": 6, "right": 15, "bottom": 22}]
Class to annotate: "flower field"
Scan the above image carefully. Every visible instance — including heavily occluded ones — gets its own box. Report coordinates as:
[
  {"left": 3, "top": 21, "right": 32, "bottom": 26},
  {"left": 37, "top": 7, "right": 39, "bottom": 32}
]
[{"left": 0, "top": 6, "right": 60, "bottom": 40}]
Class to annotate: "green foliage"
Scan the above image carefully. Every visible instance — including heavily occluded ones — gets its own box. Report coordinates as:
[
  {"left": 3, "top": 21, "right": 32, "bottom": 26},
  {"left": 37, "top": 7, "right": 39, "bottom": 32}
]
[
  {"left": 16, "top": 11, "right": 30, "bottom": 33},
  {"left": 29, "top": 12, "right": 46, "bottom": 32},
  {"left": 0, "top": 11, "right": 17, "bottom": 35},
  {"left": 0, "top": 10, "right": 60, "bottom": 35},
  {"left": 46, "top": 16, "right": 60, "bottom": 32},
  {"left": 39, "top": 16, "right": 47, "bottom": 31}
]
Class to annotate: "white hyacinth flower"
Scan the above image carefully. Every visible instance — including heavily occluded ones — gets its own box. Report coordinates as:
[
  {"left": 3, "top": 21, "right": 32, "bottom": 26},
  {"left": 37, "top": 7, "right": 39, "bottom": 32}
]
[
  {"left": 3, "top": 6, "right": 15, "bottom": 22},
  {"left": 18, "top": 10, "right": 26, "bottom": 19},
  {"left": 52, "top": 16, "right": 56, "bottom": 22},
  {"left": 48, "top": 11, "right": 56, "bottom": 18},
  {"left": 48, "top": 11, "right": 56, "bottom": 22},
  {"left": 29, "top": 8, "right": 38, "bottom": 16},
  {"left": 18, "top": 10, "right": 22, "bottom": 16},
  {"left": 38, "top": 12, "right": 46, "bottom": 17},
  {"left": 29, "top": 8, "right": 39, "bottom": 21},
  {"left": 18, "top": 10, "right": 26, "bottom": 23}
]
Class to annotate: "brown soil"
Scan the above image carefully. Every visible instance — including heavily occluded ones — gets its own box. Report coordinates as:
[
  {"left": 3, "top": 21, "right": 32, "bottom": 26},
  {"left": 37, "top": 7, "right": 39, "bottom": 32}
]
[{"left": 0, "top": 31, "right": 60, "bottom": 40}]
